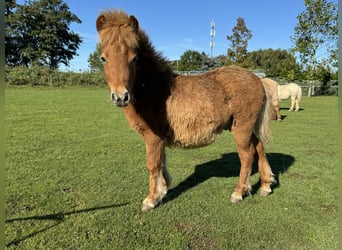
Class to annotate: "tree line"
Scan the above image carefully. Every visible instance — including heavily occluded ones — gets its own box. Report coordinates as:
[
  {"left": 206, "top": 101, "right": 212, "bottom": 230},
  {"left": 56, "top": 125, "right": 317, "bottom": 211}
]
[{"left": 6, "top": 0, "right": 338, "bottom": 84}]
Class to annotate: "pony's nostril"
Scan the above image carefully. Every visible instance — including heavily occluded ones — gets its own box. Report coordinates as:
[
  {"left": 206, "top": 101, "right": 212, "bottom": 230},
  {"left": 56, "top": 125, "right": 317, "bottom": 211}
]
[
  {"left": 123, "top": 92, "right": 130, "bottom": 103},
  {"left": 111, "top": 92, "right": 116, "bottom": 101}
]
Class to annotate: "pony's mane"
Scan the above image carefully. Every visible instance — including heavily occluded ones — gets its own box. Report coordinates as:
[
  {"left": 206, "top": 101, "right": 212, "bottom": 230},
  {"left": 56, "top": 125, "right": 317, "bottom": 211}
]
[
  {"left": 98, "top": 9, "right": 174, "bottom": 85},
  {"left": 98, "top": 10, "right": 139, "bottom": 48}
]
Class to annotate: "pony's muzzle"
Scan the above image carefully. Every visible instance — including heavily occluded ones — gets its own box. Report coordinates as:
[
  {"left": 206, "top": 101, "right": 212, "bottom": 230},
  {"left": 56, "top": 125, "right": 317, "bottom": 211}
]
[{"left": 111, "top": 91, "right": 130, "bottom": 107}]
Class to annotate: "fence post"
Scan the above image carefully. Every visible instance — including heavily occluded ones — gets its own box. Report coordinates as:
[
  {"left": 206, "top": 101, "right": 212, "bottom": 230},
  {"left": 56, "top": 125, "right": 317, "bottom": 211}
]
[{"left": 311, "top": 84, "right": 315, "bottom": 96}]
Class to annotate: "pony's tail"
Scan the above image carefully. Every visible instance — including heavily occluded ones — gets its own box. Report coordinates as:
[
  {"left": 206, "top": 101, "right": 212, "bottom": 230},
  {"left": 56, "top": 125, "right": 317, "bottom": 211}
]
[{"left": 254, "top": 85, "right": 272, "bottom": 145}]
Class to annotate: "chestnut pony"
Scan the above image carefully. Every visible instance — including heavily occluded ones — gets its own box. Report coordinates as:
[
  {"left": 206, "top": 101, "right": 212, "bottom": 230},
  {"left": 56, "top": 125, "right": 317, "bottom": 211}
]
[{"left": 96, "top": 10, "right": 275, "bottom": 211}]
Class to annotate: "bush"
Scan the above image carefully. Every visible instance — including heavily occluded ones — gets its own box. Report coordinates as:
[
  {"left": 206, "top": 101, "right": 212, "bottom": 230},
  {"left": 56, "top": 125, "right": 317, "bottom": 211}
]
[{"left": 5, "top": 66, "right": 106, "bottom": 87}]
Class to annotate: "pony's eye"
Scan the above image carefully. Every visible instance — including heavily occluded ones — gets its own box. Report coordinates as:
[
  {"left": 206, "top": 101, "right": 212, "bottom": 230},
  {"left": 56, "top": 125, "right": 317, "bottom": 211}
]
[
  {"left": 132, "top": 56, "right": 138, "bottom": 64},
  {"left": 100, "top": 56, "right": 106, "bottom": 63}
]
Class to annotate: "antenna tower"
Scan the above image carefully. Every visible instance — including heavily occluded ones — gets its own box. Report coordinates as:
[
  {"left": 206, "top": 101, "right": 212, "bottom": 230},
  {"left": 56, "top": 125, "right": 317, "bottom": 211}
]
[{"left": 210, "top": 19, "right": 215, "bottom": 58}]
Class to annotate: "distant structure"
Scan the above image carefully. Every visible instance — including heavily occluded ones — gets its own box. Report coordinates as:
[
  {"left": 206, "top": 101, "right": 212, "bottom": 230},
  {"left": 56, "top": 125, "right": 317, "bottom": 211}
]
[
  {"left": 210, "top": 19, "right": 215, "bottom": 58},
  {"left": 254, "top": 72, "right": 266, "bottom": 78}
]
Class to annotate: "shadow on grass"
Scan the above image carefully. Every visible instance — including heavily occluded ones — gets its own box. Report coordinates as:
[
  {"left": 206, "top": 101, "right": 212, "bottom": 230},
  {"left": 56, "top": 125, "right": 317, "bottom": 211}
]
[
  {"left": 279, "top": 107, "right": 304, "bottom": 112},
  {"left": 276, "top": 108, "right": 304, "bottom": 121},
  {"left": 6, "top": 202, "right": 129, "bottom": 247},
  {"left": 280, "top": 114, "right": 287, "bottom": 121},
  {"left": 163, "top": 152, "right": 294, "bottom": 204}
]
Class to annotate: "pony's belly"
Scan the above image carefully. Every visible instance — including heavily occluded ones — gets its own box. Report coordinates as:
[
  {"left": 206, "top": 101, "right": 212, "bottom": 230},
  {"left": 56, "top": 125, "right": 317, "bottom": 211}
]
[
  {"left": 166, "top": 129, "right": 218, "bottom": 148},
  {"left": 165, "top": 118, "right": 228, "bottom": 148},
  {"left": 164, "top": 111, "right": 230, "bottom": 148}
]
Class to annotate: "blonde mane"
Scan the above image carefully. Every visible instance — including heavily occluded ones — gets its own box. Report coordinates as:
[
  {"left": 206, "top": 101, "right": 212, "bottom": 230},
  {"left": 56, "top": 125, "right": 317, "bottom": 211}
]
[{"left": 97, "top": 10, "right": 139, "bottom": 48}]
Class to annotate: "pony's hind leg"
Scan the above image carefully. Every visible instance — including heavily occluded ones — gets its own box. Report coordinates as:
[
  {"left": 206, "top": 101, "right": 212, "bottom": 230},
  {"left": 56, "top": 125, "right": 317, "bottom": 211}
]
[
  {"left": 274, "top": 103, "right": 282, "bottom": 121},
  {"left": 142, "top": 138, "right": 171, "bottom": 211},
  {"left": 230, "top": 128, "right": 255, "bottom": 203},
  {"left": 295, "top": 99, "right": 300, "bottom": 112},
  {"left": 253, "top": 135, "right": 275, "bottom": 196},
  {"left": 289, "top": 97, "right": 295, "bottom": 111}
]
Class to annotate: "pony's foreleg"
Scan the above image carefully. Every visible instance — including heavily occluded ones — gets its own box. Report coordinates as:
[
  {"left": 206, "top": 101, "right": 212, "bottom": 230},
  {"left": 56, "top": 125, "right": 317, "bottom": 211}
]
[
  {"left": 142, "top": 138, "right": 171, "bottom": 211},
  {"left": 230, "top": 130, "right": 254, "bottom": 203},
  {"left": 253, "top": 135, "right": 275, "bottom": 196}
]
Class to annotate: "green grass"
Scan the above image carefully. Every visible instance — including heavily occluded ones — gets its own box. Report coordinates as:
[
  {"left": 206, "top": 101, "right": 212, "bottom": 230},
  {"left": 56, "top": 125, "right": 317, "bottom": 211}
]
[{"left": 5, "top": 87, "right": 337, "bottom": 249}]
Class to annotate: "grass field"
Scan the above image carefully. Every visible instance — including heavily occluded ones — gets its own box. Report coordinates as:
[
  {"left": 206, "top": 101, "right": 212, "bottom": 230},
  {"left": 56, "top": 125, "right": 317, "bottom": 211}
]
[{"left": 5, "top": 87, "right": 337, "bottom": 249}]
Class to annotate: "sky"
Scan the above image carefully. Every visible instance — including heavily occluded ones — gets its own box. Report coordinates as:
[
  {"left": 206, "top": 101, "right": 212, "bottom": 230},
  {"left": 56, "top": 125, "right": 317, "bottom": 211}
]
[{"left": 56, "top": 0, "right": 335, "bottom": 71}]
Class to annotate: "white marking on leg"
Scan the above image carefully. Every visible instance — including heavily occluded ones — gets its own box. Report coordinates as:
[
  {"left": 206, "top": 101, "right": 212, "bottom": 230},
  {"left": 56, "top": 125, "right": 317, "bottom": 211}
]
[
  {"left": 157, "top": 169, "right": 167, "bottom": 198},
  {"left": 162, "top": 156, "right": 172, "bottom": 189}
]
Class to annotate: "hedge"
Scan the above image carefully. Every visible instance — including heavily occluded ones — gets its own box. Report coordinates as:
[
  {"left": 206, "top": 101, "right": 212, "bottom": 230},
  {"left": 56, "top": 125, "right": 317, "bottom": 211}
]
[{"left": 5, "top": 66, "right": 106, "bottom": 87}]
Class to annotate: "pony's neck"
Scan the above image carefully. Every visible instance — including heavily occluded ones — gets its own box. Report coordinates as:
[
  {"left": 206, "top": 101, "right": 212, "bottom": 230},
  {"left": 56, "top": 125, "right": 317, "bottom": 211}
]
[
  {"left": 137, "top": 46, "right": 172, "bottom": 77},
  {"left": 134, "top": 31, "right": 174, "bottom": 94}
]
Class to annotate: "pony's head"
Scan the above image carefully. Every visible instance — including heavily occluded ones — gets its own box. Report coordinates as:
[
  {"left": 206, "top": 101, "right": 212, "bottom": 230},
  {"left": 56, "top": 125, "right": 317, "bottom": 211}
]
[{"left": 96, "top": 10, "right": 140, "bottom": 107}]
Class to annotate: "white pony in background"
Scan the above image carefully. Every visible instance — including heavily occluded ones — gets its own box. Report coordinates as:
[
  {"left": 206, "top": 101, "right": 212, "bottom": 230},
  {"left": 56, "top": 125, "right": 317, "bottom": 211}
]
[
  {"left": 278, "top": 83, "right": 302, "bottom": 112},
  {"left": 262, "top": 78, "right": 302, "bottom": 121}
]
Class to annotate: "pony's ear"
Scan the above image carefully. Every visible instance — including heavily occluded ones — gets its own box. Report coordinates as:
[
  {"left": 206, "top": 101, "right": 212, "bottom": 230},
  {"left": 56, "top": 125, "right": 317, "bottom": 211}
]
[
  {"left": 129, "top": 15, "right": 139, "bottom": 31},
  {"left": 96, "top": 14, "right": 106, "bottom": 32}
]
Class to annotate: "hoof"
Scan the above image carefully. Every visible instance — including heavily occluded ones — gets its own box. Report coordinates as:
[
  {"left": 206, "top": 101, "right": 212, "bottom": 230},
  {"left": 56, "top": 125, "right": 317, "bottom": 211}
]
[
  {"left": 230, "top": 192, "right": 243, "bottom": 203},
  {"left": 260, "top": 188, "right": 272, "bottom": 197},
  {"left": 141, "top": 195, "right": 165, "bottom": 211},
  {"left": 141, "top": 204, "right": 155, "bottom": 212},
  {"left": 277, "top": 119, "right": 282, "bottom": 122},
  {"left": 141, "top": 198, "right": 157, "bottom": 212}
]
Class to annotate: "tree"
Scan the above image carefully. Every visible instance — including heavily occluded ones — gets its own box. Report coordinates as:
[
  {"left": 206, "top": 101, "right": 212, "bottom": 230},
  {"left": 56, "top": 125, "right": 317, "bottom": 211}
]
[
  {"left": 226, "top": 17, "right": 252, "bottom": 66},
  {"left": 5, "top": 0, "right": 82, "bottom": 69},
  {"left": 245, "top": 49, "right": 302, "bottom": 80},
  {"left": 199, "top": 53, "right": 221, "bottom": 70},
  {"left": 5, "top": 0, "right": 16, "bottom": 15},
  {"left": 177, "top": 50, "right": 219, "bottom": 71},
  {"left": 178, "top": 50, "right": 203, "bottom": 71},
  {"left": 291, "top": 0, "right": 337, "bottom": 76},
  {"left": 88, "top": 43, "right": 103, "bottom": 72},
  {"left": 5, "top": 0, "right": 19, "bottom": 65}
]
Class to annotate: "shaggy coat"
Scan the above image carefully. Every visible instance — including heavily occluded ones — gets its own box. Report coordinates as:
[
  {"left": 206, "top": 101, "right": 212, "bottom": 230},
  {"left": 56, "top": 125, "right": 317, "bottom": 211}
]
[{"left": 96, "top": 10, "right": 275, "bottom": 211}]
